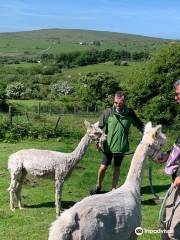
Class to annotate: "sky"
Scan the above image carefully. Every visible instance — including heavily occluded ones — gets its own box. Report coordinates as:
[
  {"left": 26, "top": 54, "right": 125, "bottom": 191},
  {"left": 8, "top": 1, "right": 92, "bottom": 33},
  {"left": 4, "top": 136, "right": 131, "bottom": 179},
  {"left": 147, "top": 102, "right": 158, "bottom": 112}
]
[{"left": 0, "top": 0, "right": 180, "bottom": 39}]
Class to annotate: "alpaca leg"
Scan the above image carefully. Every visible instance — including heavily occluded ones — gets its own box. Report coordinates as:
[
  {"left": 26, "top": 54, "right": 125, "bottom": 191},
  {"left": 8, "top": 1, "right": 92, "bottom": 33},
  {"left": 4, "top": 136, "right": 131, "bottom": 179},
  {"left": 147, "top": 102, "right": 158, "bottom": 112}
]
[
  {"left": 15, "top": 171, "right": 26, "bottom": 210},
  {"left": 9, "top": 178, "right": 19, "bottom": 212},
  {"left": 8, "top": 167, "right": 24, "bottom": 211},
  {"left": 55, "top": 178, "right": 64, "bottom": 217},
  {"left": 15, "top": 182, "right": 24, "bottom": 209}
]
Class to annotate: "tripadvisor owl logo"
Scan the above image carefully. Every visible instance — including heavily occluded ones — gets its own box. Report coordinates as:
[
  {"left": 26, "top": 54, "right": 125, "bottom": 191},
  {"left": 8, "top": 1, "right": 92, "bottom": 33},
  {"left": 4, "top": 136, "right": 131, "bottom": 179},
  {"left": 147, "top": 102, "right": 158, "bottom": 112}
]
[{"left": 135, "top": 227, "right": 143, "bottom": 236}]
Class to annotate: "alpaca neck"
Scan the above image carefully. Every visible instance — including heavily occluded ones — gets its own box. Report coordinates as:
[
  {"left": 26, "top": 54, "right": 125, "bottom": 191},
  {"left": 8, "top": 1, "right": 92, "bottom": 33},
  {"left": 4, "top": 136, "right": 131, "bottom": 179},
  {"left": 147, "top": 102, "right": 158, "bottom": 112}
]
[
  {"left": 124, "top": 142, "right": 150, "bottom": 195},
  {"left": 68, "top": 133, "right": 91, "bottom": 168}
]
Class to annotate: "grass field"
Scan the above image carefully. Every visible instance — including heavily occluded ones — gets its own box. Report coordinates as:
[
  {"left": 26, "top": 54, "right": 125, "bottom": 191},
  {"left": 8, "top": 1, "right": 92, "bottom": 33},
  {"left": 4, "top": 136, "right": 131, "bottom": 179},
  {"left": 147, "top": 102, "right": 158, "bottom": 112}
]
[
  {"left": 62, "top": 61, "right": 144, "bottom": 90},
  {"left": 6, "top": 60, "right": 144, "bottom": 95},
  {"left": 0, "top": 28, "right": 177, "bottom": 239},
  {"left": 0, "top": 118, "right": 174, "bottom": 240},
  {"left": 0, "top": 29, "right": 170, "bottom": 57}
]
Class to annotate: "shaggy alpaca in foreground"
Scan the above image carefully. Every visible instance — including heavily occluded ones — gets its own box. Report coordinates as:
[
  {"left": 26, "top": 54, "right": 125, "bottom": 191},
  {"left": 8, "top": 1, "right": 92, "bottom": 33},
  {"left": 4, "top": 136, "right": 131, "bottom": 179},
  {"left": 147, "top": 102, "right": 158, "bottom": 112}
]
[
  {"left": 8, "top": 121, "right": 106, "bottom": 216},
  {"left": 48, "top": 122, "right": 166, "bottom": 240}
]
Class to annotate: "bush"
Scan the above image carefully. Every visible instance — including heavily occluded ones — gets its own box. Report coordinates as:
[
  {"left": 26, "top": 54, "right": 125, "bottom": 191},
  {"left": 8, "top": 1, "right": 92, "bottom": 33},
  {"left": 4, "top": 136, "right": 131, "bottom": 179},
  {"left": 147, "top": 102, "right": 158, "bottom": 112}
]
[
  {"left": 6, "top": 82, "right": 32, "bottom": 99},
  {"left": 0, "top": 86, "right": 8, "bottom": 111},
  {"left": 130, "top": 42, "right": 180, "bottom": 125},
  {"left": 114, "top": 60, "right": 128, "bottom": 66},
  {"left": 76, "top": 72, "right": 120, "bottom": 109},
  {"left": 0, "top": 116, "right": 83, "bottom": 142},
  {"left": 120, "top": 61, "right": 128, "bottom": 66},
  {"left": 49, "top": 80, "right": 74, "bottom": 98},
  {"left": 31, "top": 85, "right": 49, "bottom": 99},
  {"left": 41, "top": 66, "right": 56, "bottom": 75}
]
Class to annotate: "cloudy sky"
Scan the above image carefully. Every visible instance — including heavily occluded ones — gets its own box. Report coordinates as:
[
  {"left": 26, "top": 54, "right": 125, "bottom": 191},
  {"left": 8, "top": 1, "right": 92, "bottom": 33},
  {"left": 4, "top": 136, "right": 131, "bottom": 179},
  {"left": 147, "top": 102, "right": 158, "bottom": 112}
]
[{"left": 1, "top": 0, "right": 180, "bottom": 39}]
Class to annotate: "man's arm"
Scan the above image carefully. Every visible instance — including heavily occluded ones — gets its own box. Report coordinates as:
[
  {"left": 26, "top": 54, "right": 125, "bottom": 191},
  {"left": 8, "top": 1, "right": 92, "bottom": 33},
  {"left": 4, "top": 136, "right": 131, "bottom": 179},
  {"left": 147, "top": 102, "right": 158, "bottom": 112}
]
[
  {"left": 130, "top": 109, "right": 144, "bottom": 133},
  {"left": 98, "top": 108, "right": 112, "bottom": 129}
]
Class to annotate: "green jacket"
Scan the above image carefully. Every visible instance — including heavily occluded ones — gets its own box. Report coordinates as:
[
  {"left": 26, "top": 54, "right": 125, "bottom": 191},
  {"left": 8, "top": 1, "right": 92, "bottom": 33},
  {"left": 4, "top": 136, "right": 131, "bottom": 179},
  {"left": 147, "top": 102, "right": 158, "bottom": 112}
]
[{"left": 99, "top": 106, "right": 144, "bottom": 154}]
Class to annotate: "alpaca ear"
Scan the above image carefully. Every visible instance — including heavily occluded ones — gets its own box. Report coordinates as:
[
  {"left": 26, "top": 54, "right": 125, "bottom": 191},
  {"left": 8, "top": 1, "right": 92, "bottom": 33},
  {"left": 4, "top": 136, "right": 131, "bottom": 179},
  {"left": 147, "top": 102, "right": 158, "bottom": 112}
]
[
  {"left": 93, "top": 121, "right": 99, "bottom": 128},
  {"left": 144, "top": 122, "right": 152, "bottom": 132},
  {"left": 156, "top": 124, "right": 162, "bottom": 132},
  {"left": 153, "top": 125, "right": 163, "bottom": 138},
  {"left": 84, "top": 120, "right": 91, "bottom": 129}
]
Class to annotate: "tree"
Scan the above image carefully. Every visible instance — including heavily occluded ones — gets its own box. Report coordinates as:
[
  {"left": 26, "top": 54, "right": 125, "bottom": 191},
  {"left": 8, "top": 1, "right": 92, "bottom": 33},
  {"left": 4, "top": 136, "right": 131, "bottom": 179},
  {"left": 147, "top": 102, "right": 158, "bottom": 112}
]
[
  {"left": 0, "top": 85, "right": 8, "bottom": 111},
  {"left": 76, "top": 72, "right": 120, "bottom": 110},
  {"left": 49, "top": 80, "right": 74, "bottom": 99},
  {"left": 130, "top": 42, "right": 180, "bottom": 125},
  {"left": 6, "top": 82, "right": 32, "bottom": 99}
]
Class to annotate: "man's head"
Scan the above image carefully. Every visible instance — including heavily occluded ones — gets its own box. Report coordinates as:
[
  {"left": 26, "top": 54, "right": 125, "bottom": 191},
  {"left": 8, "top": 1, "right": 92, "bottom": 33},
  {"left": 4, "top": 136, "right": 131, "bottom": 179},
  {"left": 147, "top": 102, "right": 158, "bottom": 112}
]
[
  {"left": 114, "top": 91, "right": 125, "bottom": 112},
  {"left": 174, "top": 79, "right": 180, "bottom": 103}
]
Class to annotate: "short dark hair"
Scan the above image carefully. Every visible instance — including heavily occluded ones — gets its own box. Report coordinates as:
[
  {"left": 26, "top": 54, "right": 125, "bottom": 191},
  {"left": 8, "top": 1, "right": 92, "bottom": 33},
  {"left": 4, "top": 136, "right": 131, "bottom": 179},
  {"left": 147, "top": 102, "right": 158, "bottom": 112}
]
[
  {"left": 174, "top": 79, "right": 180, "bottom": 88},
  {"left": 115, "top": 91, "right": 125, "bottom": 98}
]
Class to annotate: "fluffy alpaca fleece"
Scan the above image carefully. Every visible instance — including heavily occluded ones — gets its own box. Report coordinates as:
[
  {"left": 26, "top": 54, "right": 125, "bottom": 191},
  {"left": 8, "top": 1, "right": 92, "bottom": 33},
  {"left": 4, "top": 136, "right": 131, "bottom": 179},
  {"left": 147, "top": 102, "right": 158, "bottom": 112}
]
[
  {"left": 8, "top": 121, "right": 106, "bottom": 216},
  {"left": 48, "top": 122, "right": 166, "bottom": 240}
]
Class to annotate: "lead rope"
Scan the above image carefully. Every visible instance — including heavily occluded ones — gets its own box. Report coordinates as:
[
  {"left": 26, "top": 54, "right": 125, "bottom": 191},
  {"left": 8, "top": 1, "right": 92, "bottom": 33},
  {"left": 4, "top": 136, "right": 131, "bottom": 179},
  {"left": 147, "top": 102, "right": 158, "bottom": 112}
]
[
  {"left": 148, "top": 166, "right": 161, "bottom": 199},
  {"left": 97, "top": 142, "right": 164, "bottom": 199}
]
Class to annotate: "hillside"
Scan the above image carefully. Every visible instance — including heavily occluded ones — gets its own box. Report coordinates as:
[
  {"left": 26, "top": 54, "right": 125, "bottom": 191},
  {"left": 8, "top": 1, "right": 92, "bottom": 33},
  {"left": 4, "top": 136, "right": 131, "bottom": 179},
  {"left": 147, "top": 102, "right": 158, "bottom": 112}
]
[{"left": 0, "top": 28, "right": 172, "bottom": 56}]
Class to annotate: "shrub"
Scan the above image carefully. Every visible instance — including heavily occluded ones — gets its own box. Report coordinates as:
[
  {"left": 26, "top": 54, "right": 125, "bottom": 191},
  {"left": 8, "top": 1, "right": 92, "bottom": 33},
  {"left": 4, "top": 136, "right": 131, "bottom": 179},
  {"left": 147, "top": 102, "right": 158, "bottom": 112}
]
[
  {"left": 114, "top": 60, "right": 128, "bottom": 66},
  {"left": 41, "top": 66, "right": 56, "bottom": 75},
  {"left": 76, "top": 72, "right": 120, "bottom": 109},
  {"left": 6, "top": 82, "right": 32, "bottom": 99},
  {"left": 49, "top": 80, "right": 74, "bottom": 98},
  {"left": 0, "top": 86, "right": 8, "bottom": 111},
  {"left": 130, "top": 42, "right": 180, "bottom": 125},
  {"left": 120, "top": 61, "right": 128, "bottom": 66}
]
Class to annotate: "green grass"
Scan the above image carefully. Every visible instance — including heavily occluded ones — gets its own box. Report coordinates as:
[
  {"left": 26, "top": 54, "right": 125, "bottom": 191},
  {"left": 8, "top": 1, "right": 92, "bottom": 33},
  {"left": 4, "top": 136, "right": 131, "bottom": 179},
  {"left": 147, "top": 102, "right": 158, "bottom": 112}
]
[
  {"left": 8, "top": 99, "right": 54, "bottom": 112},
  {"left": 0, "top": 123, "right": 173, "bottom": 240},
  {"left": 0, "top": 29, "right": 170, "bottom": 57},
  {"left": 2, "top": 60, "right": 144, "bottom": 97},
  {"left": 61, "top": 61, "right": 144, "bottom": 90}
]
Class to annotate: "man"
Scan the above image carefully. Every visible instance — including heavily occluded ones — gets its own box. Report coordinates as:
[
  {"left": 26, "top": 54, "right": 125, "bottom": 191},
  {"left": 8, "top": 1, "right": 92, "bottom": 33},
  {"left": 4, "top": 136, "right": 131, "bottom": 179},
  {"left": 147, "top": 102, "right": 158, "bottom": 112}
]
[
  {"left": 161, "top": 79, "right": 180, "bottom": 240},
  {"left": 90, "top": 91, "right": 144, "bottom": 194}
]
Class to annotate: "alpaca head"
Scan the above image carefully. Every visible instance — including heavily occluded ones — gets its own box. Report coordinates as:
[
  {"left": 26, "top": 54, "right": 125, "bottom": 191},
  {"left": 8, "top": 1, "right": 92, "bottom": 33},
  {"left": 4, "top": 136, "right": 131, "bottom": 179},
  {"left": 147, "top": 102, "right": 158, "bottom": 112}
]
[
  {"left": 84, "top": 120, "right": 106, "bottom": 142},
  {"left": 141, "top": 122, "right": 166, "bottom": 160}
]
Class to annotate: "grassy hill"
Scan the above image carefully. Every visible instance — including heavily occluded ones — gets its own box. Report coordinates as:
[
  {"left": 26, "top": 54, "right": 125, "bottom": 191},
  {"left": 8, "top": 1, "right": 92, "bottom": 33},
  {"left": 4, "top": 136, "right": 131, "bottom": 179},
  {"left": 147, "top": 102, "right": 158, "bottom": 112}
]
[{"left": 0, "top": 28, "right": 172, "bottom": 56}]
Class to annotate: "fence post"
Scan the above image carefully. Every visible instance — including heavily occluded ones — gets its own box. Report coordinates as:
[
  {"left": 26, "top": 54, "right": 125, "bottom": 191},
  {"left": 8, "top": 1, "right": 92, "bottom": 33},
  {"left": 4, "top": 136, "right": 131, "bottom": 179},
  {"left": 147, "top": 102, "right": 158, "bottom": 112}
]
[
  {"left": 25, "top": 112, "right": 29, "bottom": 122},
  {"left": 94, "top": 105, "right": 97, "bottom": 112},
  {"left": 8, "top": 106, "right": 12, "bottom": 127},
  {"left": 38, "top": 102, "right": 41, "bottom": 116},
  {"left": 49, "top": 104, "right": 52, "bottom": 115},
  {"left": 54, "top": 116, "right": 61, "bottom": 131}
]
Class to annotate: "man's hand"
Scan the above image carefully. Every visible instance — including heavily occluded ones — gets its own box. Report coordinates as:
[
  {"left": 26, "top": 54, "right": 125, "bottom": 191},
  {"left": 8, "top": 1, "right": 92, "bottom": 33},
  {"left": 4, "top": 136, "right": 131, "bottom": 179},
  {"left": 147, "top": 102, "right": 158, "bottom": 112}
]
[
  {"left": 153, "top": 152, "right": 169, "bottom": 163},
  {"left": 173, "top": 176, "right": 180, "bottom": 188},
  {"left": 152, "top": 158, "right": 167, "bottom": 164}
]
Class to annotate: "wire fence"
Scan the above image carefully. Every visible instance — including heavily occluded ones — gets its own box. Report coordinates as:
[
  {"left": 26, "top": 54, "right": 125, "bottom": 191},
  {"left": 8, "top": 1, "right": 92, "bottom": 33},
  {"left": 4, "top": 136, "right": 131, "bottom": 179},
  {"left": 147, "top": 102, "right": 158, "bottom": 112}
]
[
  {"left": 0, "top": 104, "right": 101, "bottom": 141},
  {"left": 5, "top": 103, "right": 100, "bottom": 128}
]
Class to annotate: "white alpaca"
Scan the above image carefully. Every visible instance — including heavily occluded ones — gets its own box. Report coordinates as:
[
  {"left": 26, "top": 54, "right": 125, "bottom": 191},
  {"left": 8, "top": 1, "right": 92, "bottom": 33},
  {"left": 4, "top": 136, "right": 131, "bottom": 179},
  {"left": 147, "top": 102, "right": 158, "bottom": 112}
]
[
  {"left": 8, "top": 121, "right": 106, "bottom": 216},
  {"left": 48, "top": 122, "right": 166, "bottom": 240}
]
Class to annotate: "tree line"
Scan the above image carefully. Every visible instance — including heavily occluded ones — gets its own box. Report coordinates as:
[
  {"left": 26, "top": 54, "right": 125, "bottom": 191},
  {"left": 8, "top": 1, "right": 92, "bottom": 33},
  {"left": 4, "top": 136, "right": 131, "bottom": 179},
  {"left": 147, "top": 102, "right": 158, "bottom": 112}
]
[
  {"left": 41, "top": 49, "right": 149, "bottom": 67},
  {"left": 0, "top": 43, "right": 179, "bottom": 126}
]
